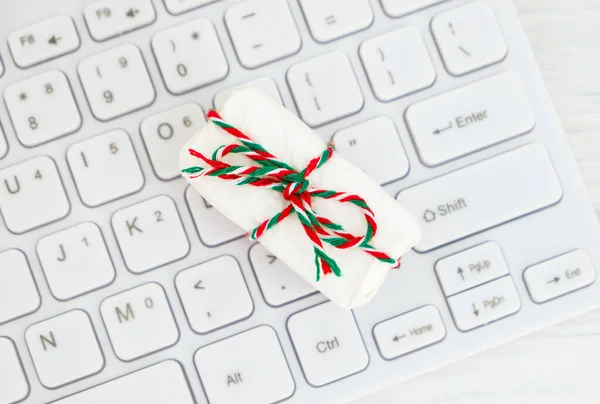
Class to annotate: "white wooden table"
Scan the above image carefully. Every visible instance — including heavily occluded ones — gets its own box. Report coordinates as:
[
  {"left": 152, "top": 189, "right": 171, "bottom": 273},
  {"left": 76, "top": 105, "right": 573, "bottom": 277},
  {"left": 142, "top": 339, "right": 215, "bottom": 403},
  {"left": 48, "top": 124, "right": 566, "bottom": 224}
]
[{"left": 355, "top": 0, "right": 600, "bottom": 402}]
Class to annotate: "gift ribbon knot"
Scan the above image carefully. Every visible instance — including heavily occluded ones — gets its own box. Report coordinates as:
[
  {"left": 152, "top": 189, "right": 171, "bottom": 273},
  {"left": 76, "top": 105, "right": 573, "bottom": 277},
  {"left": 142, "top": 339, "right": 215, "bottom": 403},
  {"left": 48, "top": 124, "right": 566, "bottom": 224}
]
[{"left": 182, "top": 110, "right": 399, "bottom": 281}]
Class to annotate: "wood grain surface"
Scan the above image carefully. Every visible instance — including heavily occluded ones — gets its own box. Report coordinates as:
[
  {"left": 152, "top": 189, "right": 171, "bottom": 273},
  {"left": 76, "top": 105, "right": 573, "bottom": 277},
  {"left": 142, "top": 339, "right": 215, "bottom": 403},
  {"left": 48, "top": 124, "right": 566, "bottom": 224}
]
[{"left": 354, "top": 0, "right": 600, "bottom": 402}]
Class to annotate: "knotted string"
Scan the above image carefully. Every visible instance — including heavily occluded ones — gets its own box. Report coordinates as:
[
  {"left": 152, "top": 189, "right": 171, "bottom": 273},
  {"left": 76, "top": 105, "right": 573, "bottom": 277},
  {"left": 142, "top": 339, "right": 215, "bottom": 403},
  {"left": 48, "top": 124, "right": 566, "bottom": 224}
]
[{"left": 182, "top": 110, "right": 399, "bottom": 281}]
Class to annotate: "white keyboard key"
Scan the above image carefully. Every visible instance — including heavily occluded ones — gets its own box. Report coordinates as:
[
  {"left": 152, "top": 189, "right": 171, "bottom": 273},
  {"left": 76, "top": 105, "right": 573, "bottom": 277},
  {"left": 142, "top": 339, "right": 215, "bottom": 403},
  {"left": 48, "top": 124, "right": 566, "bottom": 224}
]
[
  {"left": 381, "top": 0, "right": 447, "bottom": 17},
  {"left": 54, "top": 360, "right": 195, "bottom": 404},
  {"left": 112, "top": 195, "right": 189, "bottom": 273},
  {"left": 84, "top": 0, "right": 156, "bottom": 42},
  {"left": 287, "top": 301, "right": 369, "bottom": 386},
  {"left": 360, "top": 26, "right": 436, "bottom": 101},
  {"left": 141, "top": 103, "right": 205, "bottom": 180},
  {"left": 194, "top": 326, "right": 295, "bottom": 404},
  {"left": 101, "top": 283, "right": 179, "bottom": 361},
  {"left": 288, "top": 51, "right": 363, "bottom": 127},
  {"left": 8, "top": 15, "right": 80, "bottom": 68},
  {"left": 37, "top": 222, "right": 115, "bottom": 301},
  {"left": 0, "top": 123, "right": 7, "bottom": 159},
  {"left": 152, "top": 19, "right": 228, "bottom": 95},
  {"left": 26, "top": 310, "right": 104, "bottom": 388},
  {"left": 447, "top": 276, "right": 521, "bottom": 332},
  {"left": 185, "top": 186, "right": 244, "bottom": 246},
  {"left": 214, "top": 77, "right": 282, "bottom": 110},
  {"left": 249, "top": 243, "right": 316, "bottom": 307},
  {"left": 0, "top": 156, "right": 69, "bottom": 234},
  {"left": 406, "top": 72, "right": 535, "bottom": 166},
  {"left": 5, "top": 70, "right": 81, "bottom": 147},
  {"left": 0, "top": 338, "right": 29, "bottom": 404},
  {"left": 333, "top": 116, "right": 409, "bottom": 185},
  {"left": 373, "top": 306, "right": 446, "bottom": 360},
  {"left": 397, "top": 144, "right": 562, "bottom": 252},
  {"left": 436, "top": 241, "right": 509, "bottom": 297},
  {"left": 225, "top": 0, "right": 301, "bottom": 69},
  {"left": 0, "top": 249, "right": 40, "bottom": 325},
  {"left": 176, "top": 256, "right": 253, "bottom": 333},
  {"left": 524, "top": 250, "right": 596, "bottom": 304},
  {"left": 0, "top": 56, "right": 4, "bottom": 77},
  {"left": 78, "top": 44, "right": 155, "bottom": 121},
  {"left": 299, "top": 0, "right": 373, "bottom": 43},
  {"left": 432, "top": 1, "right": 507, "bottom": 76},
  {"left": 164, "top": 0, "right": 219, "bottom": 15},
  {"left": 67, "top": 129, "right": 144, "bottom": 206}
]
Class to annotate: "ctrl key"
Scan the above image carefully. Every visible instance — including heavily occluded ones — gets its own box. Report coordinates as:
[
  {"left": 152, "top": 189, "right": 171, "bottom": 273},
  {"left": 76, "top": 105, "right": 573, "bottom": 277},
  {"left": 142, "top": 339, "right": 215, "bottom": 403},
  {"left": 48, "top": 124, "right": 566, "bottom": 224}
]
[
  {"left": 287, "top": 301, "right": 369, "bottom": 387},
  {"left": 194, "top": 326, "right": 295, "bottom": 404},
  {"left": 0, "top": 337, "right": 29, "bottom": 404}
]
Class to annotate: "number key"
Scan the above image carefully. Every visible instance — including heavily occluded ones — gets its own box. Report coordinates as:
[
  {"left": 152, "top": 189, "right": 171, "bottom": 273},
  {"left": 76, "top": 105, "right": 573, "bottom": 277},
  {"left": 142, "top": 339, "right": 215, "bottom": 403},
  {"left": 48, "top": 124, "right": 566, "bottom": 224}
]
[
  {"left": 152, "top": 19, "right": 228, "bottom": 94},
  {"left": 67, "top": 129, "right": 144, "bottom": 206},
  {"left": 5, "top": 70, "right": 81, "bottom": 147},
  {"left": 141, "top": 103, "right": 205, "bottom": 180},
  {"left": 78, "top": 44, "right": 155, "bottom": 121}
]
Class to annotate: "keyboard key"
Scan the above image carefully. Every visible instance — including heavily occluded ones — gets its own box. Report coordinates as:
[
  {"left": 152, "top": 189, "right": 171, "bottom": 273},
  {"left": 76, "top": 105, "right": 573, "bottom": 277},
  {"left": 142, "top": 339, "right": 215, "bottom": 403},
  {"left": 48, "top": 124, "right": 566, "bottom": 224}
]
[
  {"left": 194, "top": 326, "right": 295, "bottom": 404},
  {"left": 37, "top": 222, "right": 115, "bottom": 301},
  {"left": 67, "top": 129, "right": 144, "bottom": 206},
  {"left": 406, "top": 72, "right": 535, "bottom": 166},
  {"left": 397, "top": 144, "right": 562, "bottom": 252},
  {"left": 288, "top": 51, "right": 363, "bottom": 127},
  {"left": 0, "top": 249, "right": 40, "bottom": 325},
  {"left": 185, "top": 186, "right": 244, "bottom": 246},
  {"left": 0, "top": 156, "right": 70, "bottom": 234},
  {"left": 333, "top": 116, "right": 409, "bottom": 185},
  {"left": 360, "top": 26, "right": 436, "bottom": 102},
  {"left": 141, "top": 103, "right": 205, "bottom": 180},
  {"left": 381, "top": 0, "right": 447, "bottom": 17},
  {"left": 432, "top": 1, "right": 507, "bottom": 76},
  {"left": 25, "top": 310, "right": 104, "bottom": 388},
  {"left": 164, "top": 0, "right": 219, "bottom": 15},
  {"left": 53, "top": 360, "right": 194, "bottom": 404},
  {"left": 152, "top": 18, "right": 228, "bottom": 95},
  {"left": 287, "top": 301, "right": 369, "bottom": 387},
  {"left": 447, "top": 276, "right": 521, "bottom": 332},
  {"left": 373, "top": 306, "right": 446, "bottom": 360},
  {"left": 436, "top": 241, "right": 509, "bottom": 297},
  {"left": 214, "top": 77, "right": 282, "bottom": 110},
  {"left": 176, "top": 256, "right": 253, "bottom": 333},
  {"left": 524, "top": 250, "right": 596, "bottom": 304},
  {"left": 0, "top": 122, "right": 7, "bottom": 159},
  {"left": 249, "top": 243, "right": 316, "bottom": 307},
  {"left": 112, "top": 195, "right": 189, "bottom": 273},
  {"left": 225, "top": 0, "right": 301, "bottom": 69},
  {"left": 84, "top": 0, "right": 156, "bottom": 42},
  {"left": 299, "top": 0, "right": 373, "bottom": 43},
  {"left": 0, "top": 338, "right": 29, "bottom": 404},
  {"left": 5, "top": 70, "right": 81, "bottom": 147},
  {"left": 8, "top": 15, "right": 80, "bottom": 68},
  {"left": 101, "top": 283, "right": 179, "bottom": 361},
  {"left": 78, "top": 44, "right": 155, "bottom": 121}
]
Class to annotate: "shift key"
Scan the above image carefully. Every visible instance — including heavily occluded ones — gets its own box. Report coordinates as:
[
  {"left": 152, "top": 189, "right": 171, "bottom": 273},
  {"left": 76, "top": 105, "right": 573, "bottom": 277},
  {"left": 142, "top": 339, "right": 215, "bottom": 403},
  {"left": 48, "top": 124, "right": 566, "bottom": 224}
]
[
  {"left": 397, "top": 144, "right": 562, "bottom": 253},
  {"left": 406, "top": 72, "right": 535, "bottom": 166}
]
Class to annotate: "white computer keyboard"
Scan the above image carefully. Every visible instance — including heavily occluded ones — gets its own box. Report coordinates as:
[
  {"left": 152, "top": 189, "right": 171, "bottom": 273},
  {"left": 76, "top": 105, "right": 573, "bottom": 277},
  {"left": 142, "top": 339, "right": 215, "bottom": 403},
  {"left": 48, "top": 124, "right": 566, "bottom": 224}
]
[{"left": 1, "top": 0, "right": 599, "bottom": 403}]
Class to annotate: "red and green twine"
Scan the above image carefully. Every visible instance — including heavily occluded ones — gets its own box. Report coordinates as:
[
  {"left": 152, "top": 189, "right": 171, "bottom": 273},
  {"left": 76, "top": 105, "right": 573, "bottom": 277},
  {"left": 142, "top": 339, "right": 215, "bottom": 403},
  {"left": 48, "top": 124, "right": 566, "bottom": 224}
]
[{"left": 182, "top": 110, "right": 400, "bottom": 281}]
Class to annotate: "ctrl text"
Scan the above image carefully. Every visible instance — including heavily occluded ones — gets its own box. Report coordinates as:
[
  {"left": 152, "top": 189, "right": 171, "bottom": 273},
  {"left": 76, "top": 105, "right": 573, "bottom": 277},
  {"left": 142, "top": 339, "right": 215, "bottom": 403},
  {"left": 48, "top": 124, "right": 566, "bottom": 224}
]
[{"left": 316, "top": 336, "right": 340, "bottom": 353}]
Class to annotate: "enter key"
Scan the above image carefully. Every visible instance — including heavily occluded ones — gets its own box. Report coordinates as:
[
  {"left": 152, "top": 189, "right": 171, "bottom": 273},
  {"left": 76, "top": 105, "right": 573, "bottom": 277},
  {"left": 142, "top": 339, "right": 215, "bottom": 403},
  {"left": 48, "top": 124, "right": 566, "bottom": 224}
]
[{"left": 406, "top": 72, "right": 535, "bottom": 166}]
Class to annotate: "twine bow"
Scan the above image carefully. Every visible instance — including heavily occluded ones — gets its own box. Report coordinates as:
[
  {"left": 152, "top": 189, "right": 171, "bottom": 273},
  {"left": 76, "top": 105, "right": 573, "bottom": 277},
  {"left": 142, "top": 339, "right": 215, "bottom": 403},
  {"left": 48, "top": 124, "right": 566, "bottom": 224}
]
[{"left": 182, "top": 110, "right": 399, "bottom": 281}]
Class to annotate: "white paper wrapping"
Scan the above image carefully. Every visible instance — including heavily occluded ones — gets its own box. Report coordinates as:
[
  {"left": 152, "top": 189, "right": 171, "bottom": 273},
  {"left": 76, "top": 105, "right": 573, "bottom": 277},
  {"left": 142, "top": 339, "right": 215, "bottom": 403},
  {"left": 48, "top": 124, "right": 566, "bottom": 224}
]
[{"left": 180, "top": 89, "right": 420, "bottom": 308}]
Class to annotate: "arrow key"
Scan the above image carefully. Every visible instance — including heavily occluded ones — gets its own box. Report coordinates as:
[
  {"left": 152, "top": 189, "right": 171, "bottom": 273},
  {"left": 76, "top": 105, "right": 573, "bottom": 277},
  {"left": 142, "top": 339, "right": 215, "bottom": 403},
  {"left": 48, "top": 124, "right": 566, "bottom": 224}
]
[
  {"left": 373, "top": 305, "right": 445, "bottom": 360},
  {"left": 8, "top": 15, "right": 80, "bottom": 68},
  {"left": 250, "top": 244, "right": 317, "bottom": 307}
]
